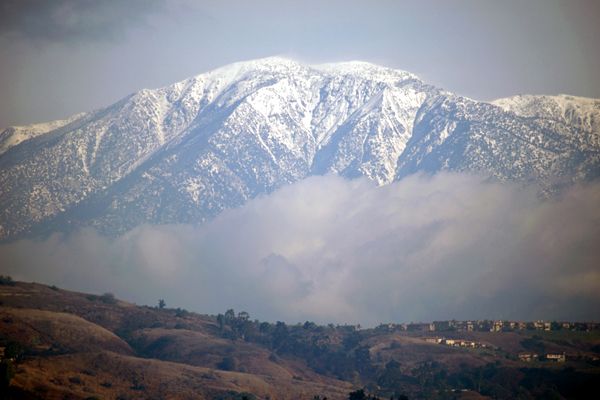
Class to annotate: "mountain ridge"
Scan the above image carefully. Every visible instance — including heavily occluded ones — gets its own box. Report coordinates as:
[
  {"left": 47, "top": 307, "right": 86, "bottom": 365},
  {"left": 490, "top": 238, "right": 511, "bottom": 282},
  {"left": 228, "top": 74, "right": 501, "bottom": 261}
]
[{"left": 1, "top": 57, "right": 599, "bottom": 240}]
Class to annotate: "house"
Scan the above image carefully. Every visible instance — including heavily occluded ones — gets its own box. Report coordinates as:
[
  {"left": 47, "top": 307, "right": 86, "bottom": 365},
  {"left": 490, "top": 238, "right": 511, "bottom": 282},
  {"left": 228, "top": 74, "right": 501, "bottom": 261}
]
[
  {"left": 431, "top": 321, "right": 451, "bottom": 331},
  {"left": 477, "top": 320, "right": 493, "bottom": 331},
  {"left": 492, "top": 321, "right": 504, "bottom": 332},
  {"left": 533, "top": 320, "right": 545, "bottom": 330},
  {"left": 518, "top": 353, "right": 538, "bottom": 362},
  {"left": 455, "top": 321, "right": 471, "bottom": 332},
  {"left": 544, "top": 322, "right": 552, "bottom": 331},
  {"left": 406, "top": 323, "right": 430, "bottom": 332},
  {"left": 466, "top": 321, "right": 474, "bottom": 332},
  {"left": 546, "top": 353, "right": 566, "bottom": 362},
  {"left": 518, "top": 321, "right": 528, "bottom": 330}
]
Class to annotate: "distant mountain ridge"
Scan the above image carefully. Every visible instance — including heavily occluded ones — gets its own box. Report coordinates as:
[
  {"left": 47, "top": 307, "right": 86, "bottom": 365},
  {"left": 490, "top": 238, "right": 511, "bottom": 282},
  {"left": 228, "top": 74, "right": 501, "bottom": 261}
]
[{"left": 1, "top": 57, "right": 599, "bottom": 240}]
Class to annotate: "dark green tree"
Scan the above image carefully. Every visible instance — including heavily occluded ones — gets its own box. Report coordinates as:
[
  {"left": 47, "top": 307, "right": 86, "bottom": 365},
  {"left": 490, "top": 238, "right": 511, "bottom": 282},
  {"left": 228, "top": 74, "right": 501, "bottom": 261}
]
[
  {"left": 224, "top": 309, "right": 236, "bottom": 322},
  {"left": 348, "top": 389, "right": 367, "bottom": 400},
  {"left": 0, "top": 360, "right": 15, "bottom": 390},
  {"left": 237, "top": 311, "right": 250, "bottom": 321},
  {"left": 0, "top": 275, "right": 14, "bottom": 286},
  {"left": 218, "top": 356, "right": 238, "bottom": 371},
  {"left": 4, "top": 342, "right": 24, "bottom": 361},
  {"left": 272, "top": 321, "right": 289, "bottom": 350},
  {"left": 100, "top": 292, "right": 117, "bottom": 304}
]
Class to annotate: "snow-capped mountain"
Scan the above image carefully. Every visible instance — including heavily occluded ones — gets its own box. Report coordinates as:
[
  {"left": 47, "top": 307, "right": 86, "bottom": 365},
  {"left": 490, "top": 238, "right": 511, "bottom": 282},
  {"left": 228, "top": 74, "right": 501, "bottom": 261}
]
[{"left": 1, "top": 57, "right": 599, "bottom": 240}]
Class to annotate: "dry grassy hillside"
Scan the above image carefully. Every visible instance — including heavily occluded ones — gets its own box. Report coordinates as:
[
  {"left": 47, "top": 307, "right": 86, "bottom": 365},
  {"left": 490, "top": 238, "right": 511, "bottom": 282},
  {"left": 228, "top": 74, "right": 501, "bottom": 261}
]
[
  {"left": 14, "top": 352, "right": 350, "bottom": 400},
  {"left": 0, "top": 281, "right": 351, "bottom": 400},
  {"left": 1, "top": 280, "right": 598, "bottom": 399},
  {"left": 0, "top": 307, "right": 133, "bottom": 355}
]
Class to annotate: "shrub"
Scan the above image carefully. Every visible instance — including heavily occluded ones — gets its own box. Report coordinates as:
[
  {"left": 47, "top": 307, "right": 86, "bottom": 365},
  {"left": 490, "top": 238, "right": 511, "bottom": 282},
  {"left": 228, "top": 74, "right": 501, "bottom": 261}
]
[
  {"left": 175, "top": 307, "right": 189, "bottom": 318},
  {"left": 100, "top": 292, "right": 117, "bottom": 304},
  {"left": 4, "top": 341, "right": 24, "bottom": 360},
  {"left": 215, "top": 392, "right": 257, "bottom": 400},
  {"left": 218, "top": 356, "right": 238, "bottom": 371},
  {"left": 0, "top": 275, "right": 15, "bottom": 286},
  {"left": 130, "top": 377, "right": 145, "bottom": 391}
]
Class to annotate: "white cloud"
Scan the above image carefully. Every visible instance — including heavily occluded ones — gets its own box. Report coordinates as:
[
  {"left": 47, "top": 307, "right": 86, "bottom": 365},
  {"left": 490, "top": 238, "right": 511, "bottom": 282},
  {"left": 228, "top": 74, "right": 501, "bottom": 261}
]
[{"left": 1, "top": 172, "right": 599, "bottom": 325}]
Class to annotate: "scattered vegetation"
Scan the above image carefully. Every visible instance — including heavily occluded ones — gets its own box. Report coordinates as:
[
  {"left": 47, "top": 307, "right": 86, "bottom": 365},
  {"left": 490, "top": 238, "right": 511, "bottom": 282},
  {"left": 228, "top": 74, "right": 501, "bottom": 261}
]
[
  {"left": 348, "top": 389, "right": 380, "bottom": 400},
  {"left": 215, "top": 391, "right": 256, "bottom": 400},
  {"left": 213, "top": 309, "right": 600, "bottom": 399}
]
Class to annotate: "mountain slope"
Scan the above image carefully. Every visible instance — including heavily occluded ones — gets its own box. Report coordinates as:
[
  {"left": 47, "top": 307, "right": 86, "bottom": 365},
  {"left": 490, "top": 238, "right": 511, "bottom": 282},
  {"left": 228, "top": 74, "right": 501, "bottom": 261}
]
[
  {"left": 492, "top": 94, "right": 600, "bottom": 138},
  {"left": 0, "top": 113, "right": 88, "bottom": 156},
  {"left": 396, "top": 94, "right": 600, "bottom": 188},
  {"left": 0, "top": 57, "right": 598, "bottom": 240}
]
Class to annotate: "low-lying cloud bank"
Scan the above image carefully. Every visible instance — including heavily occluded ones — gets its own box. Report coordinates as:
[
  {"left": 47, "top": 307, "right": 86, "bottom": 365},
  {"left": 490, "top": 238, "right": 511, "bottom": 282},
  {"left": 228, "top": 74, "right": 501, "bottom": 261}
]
[{"left": 1, "top": 173, "right": 599, "bottom": 325}]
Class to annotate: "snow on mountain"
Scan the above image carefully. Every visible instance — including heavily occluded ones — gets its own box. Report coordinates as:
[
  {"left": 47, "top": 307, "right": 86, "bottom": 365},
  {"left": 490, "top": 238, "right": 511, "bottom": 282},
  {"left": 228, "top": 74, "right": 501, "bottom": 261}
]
[
  {"left": 396, "top": 93, "right": 600, "bottom": 188},
  {"left": 0, "top": 113, "right": 87, "bottom": 156},
  {"left": 0, "top": 57, "right": 598, "bottom": 240},
  {"left": 492, "top": 94, "right": 600, "bottom": 145}
]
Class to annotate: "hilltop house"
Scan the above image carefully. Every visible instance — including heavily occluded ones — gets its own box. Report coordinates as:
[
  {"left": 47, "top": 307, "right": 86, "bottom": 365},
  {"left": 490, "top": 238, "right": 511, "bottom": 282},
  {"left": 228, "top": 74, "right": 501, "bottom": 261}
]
[
  {"left": 518, "top": 353, "right": 538, "bottom": 362},
  {"left": 546, "top": 353, "right": 566, "bottom": 362}
]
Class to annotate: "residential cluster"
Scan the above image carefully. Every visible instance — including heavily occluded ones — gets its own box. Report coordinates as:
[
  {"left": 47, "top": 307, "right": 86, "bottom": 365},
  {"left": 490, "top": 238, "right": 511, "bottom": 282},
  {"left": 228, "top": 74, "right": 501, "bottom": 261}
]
[
  {"left": 518, "top": 353, "right": 566, "bottom": 362},
  {"left": 376, "top": 320, "right": 600, "bottom": 333},
  {"left": 420, "top": 337, "right": 570, "bottom": 363},
  {"left": 422, "top": 337, "right": 489, "bottom": 349}
]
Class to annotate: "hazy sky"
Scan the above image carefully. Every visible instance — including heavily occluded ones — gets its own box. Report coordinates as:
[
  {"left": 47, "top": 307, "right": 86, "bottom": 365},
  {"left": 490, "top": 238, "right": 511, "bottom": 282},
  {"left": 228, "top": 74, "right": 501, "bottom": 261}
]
[{"left": 1, "top": 0, "right": 599, "bottom": 128}]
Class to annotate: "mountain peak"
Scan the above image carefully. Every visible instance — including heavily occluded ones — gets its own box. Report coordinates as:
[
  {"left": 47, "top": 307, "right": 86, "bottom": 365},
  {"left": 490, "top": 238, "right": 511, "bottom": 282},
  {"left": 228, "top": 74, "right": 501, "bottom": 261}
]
[
  {"left": 199, "top": 56, "right": 305, "bottom": 79},
  {"left": 180, "top": 57, "right": 420, "bottom": 90},
  {"left": 313, "top": 60, "right": 418, "bottom": 80}
]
